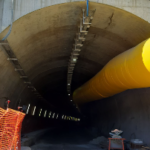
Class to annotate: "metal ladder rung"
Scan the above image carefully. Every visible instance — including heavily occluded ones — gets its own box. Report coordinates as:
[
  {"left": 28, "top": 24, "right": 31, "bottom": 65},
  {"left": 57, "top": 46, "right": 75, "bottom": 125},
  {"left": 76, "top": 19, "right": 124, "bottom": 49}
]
[{"left": 7, "top": 58, "right": 17, "bottom": 61}]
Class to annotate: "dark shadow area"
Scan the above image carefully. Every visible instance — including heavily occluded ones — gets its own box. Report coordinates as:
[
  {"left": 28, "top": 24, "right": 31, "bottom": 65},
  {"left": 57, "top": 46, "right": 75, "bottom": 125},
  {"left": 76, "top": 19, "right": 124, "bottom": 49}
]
[
  {"left": 30, "top": 125, "right": 102, "bottom": 150},
  {"left": 37, "top": 126, "right": 92, "bottom": 145}
]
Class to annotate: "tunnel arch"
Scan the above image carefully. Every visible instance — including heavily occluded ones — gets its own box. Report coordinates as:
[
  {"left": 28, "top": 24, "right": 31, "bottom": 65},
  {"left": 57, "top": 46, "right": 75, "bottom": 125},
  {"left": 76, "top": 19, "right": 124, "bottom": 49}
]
[{"left": 0, "top": 2, "right": 150, "bottom": 112}]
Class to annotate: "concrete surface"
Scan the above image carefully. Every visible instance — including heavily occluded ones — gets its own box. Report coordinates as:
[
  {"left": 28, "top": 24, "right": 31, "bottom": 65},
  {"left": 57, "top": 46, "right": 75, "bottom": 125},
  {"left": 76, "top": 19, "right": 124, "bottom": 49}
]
[
  {"left": 0, "top": 2, "right": 150, "bottom": 111},
  {"left": 0, "top": 1, "right": 150, "bottom": 145},
  {"left": 82, "top": 87, "right": 150, "bottom": 146},
  {"left": 0, "top": 0, "right": 4, "bottom": 33},
  {"left": 1, "top": 0, "right": 150, "bottom": 33}
]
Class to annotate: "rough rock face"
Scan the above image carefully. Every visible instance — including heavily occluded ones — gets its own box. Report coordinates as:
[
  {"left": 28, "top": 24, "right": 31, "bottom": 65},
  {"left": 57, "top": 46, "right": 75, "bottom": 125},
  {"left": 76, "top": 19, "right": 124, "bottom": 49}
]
[{"left": 89, "top": 136, "right": 108, "bottom": 149}]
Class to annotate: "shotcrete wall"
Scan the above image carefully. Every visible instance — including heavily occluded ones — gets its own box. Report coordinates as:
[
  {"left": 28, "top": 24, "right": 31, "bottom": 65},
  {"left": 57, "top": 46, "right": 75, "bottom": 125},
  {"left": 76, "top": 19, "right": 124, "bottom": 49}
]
[
  {"left": 83, "top": 88, "right": 150, "bottom": 146},
  {"left": 1, "top": 0, "right": 150, "bottom": 33}
]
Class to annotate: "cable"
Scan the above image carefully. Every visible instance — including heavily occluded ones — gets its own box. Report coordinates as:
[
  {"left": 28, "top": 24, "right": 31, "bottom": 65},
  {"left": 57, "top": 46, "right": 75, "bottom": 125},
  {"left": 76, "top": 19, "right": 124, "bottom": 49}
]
[
  {"left": 86, "top": 0, "right": 89, "bottom": 16},
  {"left": 2, "top": 0, "right": 14, "bottom": 41}
]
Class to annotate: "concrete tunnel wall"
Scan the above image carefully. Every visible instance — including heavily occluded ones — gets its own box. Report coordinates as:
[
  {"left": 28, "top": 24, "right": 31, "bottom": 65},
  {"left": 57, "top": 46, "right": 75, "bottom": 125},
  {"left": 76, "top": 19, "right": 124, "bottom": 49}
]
[
  {"left": 1, "top": 1, "right": 150, "bottom": 110},
  {"left": 1, "top": 0, "right": 150, "bottom": 33},
  {"left": 0, "top": 1, "right": 150, "bottom": 137},
  {"left": 82, "top": 87, "right": 150, "bottom": 146}
]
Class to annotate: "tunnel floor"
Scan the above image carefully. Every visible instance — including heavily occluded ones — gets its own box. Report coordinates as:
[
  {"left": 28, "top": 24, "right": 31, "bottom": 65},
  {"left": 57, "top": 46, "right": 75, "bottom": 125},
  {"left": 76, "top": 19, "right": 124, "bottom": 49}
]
[{"left": 30, "top": 126, "right": 101, "bottom": 150}]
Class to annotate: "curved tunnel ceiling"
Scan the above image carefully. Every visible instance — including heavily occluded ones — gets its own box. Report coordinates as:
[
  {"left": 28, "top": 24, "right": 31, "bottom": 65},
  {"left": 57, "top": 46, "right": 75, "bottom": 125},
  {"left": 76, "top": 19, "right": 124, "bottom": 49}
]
[{"left": 0, "top": 2, "right": 150, "bottom": 111}]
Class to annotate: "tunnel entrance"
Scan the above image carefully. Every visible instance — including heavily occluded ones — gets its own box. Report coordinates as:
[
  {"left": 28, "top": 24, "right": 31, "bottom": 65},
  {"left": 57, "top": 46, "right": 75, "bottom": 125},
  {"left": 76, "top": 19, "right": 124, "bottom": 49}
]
[{"left": 0, "top": 1, "right": 150, "bottom": 150}]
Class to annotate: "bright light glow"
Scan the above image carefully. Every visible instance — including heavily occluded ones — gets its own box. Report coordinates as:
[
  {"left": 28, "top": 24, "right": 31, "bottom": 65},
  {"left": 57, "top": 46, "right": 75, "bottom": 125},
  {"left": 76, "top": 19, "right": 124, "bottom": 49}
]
[
  {"left": 49, "top": 111, "right": 52, "bottom": 118},
  {"left": 44, "top": 110, "right": 47, "bottom": 117},
  {"left": 64, "top": 115, "right": 66, "bottom": 120},
  {"left": 73, "top": 58, "right": 77, "bottom": 62},
  {"left": 52, "top": 113, "right": 55, "bottom": 118},
  {"left": 70, "top": 100, "right": 72, "bottom": 101},
  {"left": 68, "top": 94, "right": 70, "bottom": 96},
  {"left": 62, "top": 115, "right": 64, "bottom": 119},
  {"left": 39, "top": 109, "right": 42, "bottom": 116},
  {"left": 56, "top": 114, "right": 59, "bottom": 119},
  {"left": 78, "top": 118, "right": 80, "bottom": 121},
  {"left": 68, "top": 83, "right": 70, "bottom": 85},
  {"left": 32, "top": 106, "right": 36, "bottom": 116},
  {"left": 26, "top": 104, "right": 30, "bottom": 114}
]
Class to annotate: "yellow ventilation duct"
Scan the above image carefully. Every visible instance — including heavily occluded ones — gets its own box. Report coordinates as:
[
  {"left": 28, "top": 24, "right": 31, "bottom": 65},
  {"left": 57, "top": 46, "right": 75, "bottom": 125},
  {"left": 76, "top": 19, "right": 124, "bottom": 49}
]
[{"left": 73, "top": 38, "right": 150, "bottom": 104}]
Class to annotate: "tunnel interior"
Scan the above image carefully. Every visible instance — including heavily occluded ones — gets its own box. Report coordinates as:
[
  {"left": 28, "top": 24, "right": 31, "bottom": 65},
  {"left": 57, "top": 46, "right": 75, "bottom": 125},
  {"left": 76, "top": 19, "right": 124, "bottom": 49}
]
[{"left": 0, "top": 1, "right": 150, "bottom": 149}]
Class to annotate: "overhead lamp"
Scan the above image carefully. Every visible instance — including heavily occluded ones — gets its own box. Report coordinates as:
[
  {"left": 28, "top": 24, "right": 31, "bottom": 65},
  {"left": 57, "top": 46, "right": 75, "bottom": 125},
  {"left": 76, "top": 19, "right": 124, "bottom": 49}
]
[
  {"left": 26, "top": 104, "right": 30, "bottom": 114},
  {"left": 52, "top": 113, "right": 55, "bottom": 118},
  {"left": 68, "top": 83, "right": 70, "bottom": 85},
  {"left": 44, "top": 110, "right": 47, "bottom": 117},
  {"left": 49, "top": 111, "right": 52, "bottom": 118},
  {"left": 32, "top": 106, "right": 36, "bottom": 116},
  {"left": 68, "top": 94, "right": 70, "bottom": 96},
  {"left": 39, "top": 108, "right": 42, "bottom": 116},
  {"left": 73, "top": 58, "right": 77, "bottom": 62}
]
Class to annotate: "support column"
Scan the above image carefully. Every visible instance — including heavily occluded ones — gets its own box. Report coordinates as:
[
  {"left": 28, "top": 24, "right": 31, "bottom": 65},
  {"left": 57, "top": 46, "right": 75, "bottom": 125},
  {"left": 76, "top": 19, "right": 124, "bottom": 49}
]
[{"left": 0, "top": 0, "right": 4, "bottom": 33}]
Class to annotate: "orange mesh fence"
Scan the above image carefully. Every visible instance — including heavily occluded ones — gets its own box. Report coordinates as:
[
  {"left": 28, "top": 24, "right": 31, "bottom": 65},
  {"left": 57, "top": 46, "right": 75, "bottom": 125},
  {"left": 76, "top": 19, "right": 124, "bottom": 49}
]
[
  {"left": 12, "top": 110, "right": 25, "bottom": 150},
  {"left": 0, "top": 108, "right": 7, "bottom": 143},
  {"left": 0, "top": 107, "right": 25, "bottom": 150}
]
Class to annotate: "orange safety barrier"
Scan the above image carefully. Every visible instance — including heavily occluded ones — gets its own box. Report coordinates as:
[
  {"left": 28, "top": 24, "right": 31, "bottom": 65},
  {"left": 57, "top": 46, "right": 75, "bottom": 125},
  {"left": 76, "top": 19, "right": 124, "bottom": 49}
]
[{"left": 0, "top": 107, "right": 25, "bottom": 150}]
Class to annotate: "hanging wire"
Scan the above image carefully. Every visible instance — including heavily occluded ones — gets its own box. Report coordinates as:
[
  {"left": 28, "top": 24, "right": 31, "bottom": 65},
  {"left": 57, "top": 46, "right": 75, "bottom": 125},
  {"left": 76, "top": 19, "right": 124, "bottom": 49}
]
[
  {"left": 2, "top": 0, "right": 14, "bottom": 41},
  {"left": 86, "top": 0, "right": 89, "bottom": 16}
]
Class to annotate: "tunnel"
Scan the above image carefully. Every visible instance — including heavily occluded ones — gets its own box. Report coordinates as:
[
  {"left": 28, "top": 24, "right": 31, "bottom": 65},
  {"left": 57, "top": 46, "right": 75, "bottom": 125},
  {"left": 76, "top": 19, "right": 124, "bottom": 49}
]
[{"left": 0, "top": 1, "right": 150, "bottom": 149}]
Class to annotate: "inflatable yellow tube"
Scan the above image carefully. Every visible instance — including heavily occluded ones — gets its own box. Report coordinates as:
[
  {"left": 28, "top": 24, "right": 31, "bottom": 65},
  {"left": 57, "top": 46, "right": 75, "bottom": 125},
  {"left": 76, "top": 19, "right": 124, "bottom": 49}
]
[{"left": 73, "top": 39, "right": 150, "bottom": 104}]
